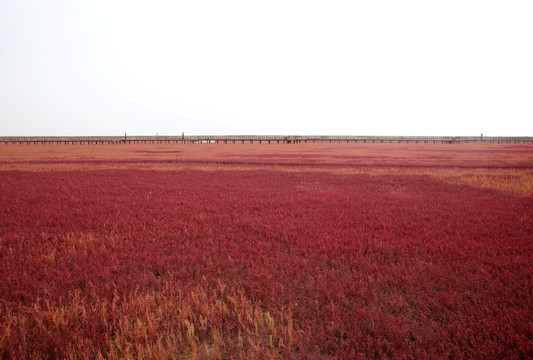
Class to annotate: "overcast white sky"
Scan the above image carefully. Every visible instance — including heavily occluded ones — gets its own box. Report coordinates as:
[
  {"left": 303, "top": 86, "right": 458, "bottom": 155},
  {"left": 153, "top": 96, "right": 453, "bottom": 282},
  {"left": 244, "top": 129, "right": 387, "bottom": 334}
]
[{"left": 1, "top": 1, "right": 532, "bottom": 136}]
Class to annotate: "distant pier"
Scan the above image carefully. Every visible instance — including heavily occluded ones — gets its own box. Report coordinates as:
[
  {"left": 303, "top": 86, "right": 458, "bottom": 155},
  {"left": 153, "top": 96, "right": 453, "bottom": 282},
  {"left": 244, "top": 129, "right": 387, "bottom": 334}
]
[{"left": 1, "top": 135, "right": 532, "bottom": 145}]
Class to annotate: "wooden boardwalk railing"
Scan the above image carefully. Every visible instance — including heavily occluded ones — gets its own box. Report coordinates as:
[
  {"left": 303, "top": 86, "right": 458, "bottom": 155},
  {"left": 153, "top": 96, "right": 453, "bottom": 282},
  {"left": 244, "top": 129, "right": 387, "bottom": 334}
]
[{"left": 0, "top": 135, "right": 532, "bottom": 145}]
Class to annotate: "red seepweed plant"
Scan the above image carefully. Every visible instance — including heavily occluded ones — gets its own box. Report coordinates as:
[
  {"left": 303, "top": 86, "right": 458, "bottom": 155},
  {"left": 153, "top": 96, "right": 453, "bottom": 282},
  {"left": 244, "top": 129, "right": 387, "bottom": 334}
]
[{"left": 0, "top": 143, "right": 532, "bottom": 358}]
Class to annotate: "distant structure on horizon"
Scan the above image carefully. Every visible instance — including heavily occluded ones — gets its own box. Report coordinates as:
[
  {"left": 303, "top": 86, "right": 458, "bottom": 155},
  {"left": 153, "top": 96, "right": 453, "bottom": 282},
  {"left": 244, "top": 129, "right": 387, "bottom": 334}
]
[{"left": 1, "top": 135, "right": 532, "bottom": 145}]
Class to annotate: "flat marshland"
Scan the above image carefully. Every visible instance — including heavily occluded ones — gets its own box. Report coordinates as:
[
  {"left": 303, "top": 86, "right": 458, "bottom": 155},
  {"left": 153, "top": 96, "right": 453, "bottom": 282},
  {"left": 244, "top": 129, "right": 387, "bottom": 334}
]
[{"left": 0, "top": 143, "right": 532, "bottom": 359}]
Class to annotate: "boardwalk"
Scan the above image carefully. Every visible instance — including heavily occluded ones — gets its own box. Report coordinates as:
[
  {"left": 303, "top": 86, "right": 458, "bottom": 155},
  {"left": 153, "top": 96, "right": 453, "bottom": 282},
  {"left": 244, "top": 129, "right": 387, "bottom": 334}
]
[{"left": 1, "top": 135, "right": 532, "bottom": 145}]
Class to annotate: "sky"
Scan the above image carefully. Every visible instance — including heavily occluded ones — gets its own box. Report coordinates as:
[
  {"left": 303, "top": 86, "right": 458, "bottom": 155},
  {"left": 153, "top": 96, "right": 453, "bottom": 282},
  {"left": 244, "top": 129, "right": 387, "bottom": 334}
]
[{"left": 1, "top": 1, "right": 532, "bottom": 136}]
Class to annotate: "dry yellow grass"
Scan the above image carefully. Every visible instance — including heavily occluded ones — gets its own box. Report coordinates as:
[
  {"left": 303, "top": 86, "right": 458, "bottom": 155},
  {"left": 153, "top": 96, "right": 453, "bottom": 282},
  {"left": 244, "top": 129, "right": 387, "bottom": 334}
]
[
  {"left": 426, "top": 168, "right": 533, "bottom": 197},
  {"left": 0, "top": 283, "right": 302, "bottom": 359}
]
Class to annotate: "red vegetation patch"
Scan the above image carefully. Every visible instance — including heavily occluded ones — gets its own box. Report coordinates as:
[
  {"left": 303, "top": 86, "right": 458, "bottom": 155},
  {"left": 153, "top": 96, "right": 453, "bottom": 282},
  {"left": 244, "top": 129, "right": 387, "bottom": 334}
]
[{"left": 1, "top": 143, "right": 532, "bottom": 358}]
